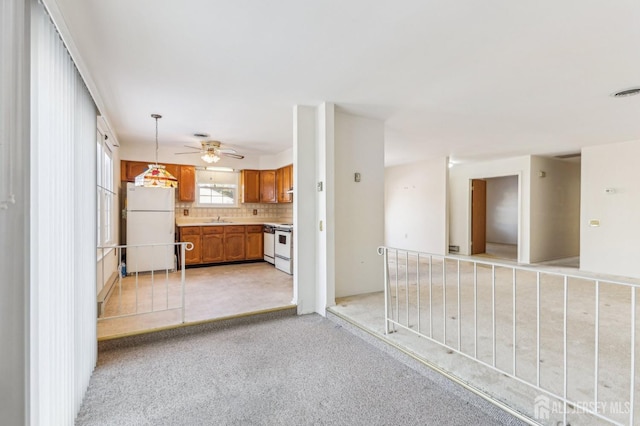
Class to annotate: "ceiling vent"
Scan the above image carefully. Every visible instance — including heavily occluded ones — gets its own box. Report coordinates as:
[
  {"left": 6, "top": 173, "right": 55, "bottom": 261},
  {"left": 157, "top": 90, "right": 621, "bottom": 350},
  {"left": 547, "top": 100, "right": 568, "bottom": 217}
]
[{"left": 554, "top": 153, "right": 581, "bottom": 159}]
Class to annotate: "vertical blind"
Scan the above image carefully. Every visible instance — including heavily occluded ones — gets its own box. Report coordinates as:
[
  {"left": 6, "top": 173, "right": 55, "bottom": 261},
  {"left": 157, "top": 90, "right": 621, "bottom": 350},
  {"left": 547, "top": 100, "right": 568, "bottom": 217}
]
[
  {"left": 0, "top": 0, "right": 29, "bottom": 424},
  {"left": 31, "top": 1, "right": 97, "bottom": 424}
]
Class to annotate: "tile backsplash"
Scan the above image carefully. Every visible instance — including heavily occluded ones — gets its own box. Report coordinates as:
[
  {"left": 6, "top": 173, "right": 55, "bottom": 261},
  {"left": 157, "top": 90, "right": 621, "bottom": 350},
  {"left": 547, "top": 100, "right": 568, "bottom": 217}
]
[{"left": 175, "top": 202, "right": 292, "bottom": 219}]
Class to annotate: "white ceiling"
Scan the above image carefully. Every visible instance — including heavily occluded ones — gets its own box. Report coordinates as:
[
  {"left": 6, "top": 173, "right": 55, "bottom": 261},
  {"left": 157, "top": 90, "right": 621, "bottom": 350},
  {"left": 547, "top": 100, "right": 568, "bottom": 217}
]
[{"left": 50, "top": 0, "right": 640, "bottom": 166}]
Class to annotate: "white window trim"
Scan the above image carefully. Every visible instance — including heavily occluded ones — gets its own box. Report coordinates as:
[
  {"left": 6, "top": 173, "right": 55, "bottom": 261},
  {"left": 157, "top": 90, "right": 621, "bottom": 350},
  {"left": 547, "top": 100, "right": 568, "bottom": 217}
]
[{"left": 196, "top": 171, "right": 240, "bottom": 208}]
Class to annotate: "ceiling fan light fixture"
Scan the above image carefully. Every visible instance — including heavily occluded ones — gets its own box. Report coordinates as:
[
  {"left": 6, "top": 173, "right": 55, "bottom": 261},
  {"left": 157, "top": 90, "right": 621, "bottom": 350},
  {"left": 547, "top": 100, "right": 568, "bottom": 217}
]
[
  {"left": 135, "top": 114, "right": 178, "bottom": 188},
  {"left": 202, "top": 152, "right": 220, "bottom": 163}
]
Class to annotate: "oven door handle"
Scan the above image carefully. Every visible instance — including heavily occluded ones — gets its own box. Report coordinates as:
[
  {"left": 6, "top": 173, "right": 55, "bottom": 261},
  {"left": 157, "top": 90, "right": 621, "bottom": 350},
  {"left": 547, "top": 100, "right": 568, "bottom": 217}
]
[{"left": 275, "top": 254, "right": 290, "bottom": 261}]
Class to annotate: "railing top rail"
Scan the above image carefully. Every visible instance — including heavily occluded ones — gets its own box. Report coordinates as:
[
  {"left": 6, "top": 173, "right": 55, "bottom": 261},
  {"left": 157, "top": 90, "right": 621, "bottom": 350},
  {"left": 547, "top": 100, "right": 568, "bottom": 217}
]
[
  {"left": 377, "top": 245, "right": 640, "bottom": 288},
  {"left": 99, "top": 242, "right": 194, "bottom": 250}
]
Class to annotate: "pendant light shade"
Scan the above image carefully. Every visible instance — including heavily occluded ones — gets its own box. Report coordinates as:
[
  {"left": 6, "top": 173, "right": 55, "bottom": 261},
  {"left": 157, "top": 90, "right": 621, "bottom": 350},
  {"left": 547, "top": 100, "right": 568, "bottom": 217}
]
[
  {"left": 135, "top": 164, "right": 178, "bottom": 187},
  {"left": 135, "top": 114, "right": 178, "bottom": 188}
]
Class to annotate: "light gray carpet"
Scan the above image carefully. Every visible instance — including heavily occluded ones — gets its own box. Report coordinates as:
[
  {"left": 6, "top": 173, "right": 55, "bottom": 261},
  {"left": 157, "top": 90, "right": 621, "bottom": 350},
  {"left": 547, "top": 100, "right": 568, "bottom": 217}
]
[{"left": 77, "top": 314, "right": 526, "bottom": 425}]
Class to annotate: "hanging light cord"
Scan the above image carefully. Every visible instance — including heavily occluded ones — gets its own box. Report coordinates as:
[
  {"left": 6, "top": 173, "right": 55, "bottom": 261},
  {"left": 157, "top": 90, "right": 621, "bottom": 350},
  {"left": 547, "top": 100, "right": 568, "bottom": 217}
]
[{"left": 152, "top": 113, "right": 162, "bottom": 166}]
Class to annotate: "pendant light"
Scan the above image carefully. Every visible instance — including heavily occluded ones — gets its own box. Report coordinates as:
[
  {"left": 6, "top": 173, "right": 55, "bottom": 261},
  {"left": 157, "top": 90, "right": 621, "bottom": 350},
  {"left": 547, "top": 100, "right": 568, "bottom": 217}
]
[{"left": 135, "top": 114, "right": 178, "bottom": 188}]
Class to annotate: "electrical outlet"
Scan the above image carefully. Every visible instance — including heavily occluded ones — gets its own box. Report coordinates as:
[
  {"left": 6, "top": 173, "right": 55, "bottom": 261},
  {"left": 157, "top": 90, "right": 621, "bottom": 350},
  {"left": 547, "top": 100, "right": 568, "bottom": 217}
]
[
  {"left": 253, "top": 209, "right": 258, "bottom": 215},
  {"left": 183, "top": 209, "right": 189, "bottom": 216}
]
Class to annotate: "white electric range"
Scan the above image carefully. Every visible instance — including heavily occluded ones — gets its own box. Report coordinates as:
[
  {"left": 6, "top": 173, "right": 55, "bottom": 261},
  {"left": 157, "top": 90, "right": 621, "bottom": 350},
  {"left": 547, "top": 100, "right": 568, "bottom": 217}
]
[{"left": 264, "top": 222, "right": 293, "bottom": 274}]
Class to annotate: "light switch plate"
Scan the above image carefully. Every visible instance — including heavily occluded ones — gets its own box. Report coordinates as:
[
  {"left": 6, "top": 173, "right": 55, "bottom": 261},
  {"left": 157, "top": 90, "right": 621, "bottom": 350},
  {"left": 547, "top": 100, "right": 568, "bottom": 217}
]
[{"left": 589, "top": 219, "right": 600, "bottom": 227}]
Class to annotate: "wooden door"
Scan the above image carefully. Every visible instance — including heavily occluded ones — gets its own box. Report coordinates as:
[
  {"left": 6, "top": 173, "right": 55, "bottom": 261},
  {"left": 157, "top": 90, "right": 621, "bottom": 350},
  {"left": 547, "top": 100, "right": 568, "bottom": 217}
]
[
  {"left": 471, "top": 179, "right": 487, "bottom": 255},
  {"left": 125, "top": 161, "right": 149, "bottom": 182},
  {"left": 179, "top": 166, "right": 196, "bottom": 202},
  {"left": 224, "top": 226, "right": 246, "bottom": 261},
  {"left": 202, "top": 233, "right": 224, "bottom": 263},
  {"left": 241, "top": 170, "right": 260, "bottom": 203},
  {"left": 245, "top": 225, "right": 264, "bottom": 259},
  {"left": 277, "top": 165, "right": 293, "bottom": 203},
  {"left": 260, "top": 170, "right": 277, "bottom": 203},
  {"left": 180, "top": 227, "right": 202, "bottom": 265}
]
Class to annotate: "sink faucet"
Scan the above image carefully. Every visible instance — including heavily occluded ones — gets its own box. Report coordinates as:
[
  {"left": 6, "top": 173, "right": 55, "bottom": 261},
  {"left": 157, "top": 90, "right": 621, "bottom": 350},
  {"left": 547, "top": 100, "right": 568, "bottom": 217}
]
[{"left": 217, "top": 216, "right": 220, "bottom": 222}]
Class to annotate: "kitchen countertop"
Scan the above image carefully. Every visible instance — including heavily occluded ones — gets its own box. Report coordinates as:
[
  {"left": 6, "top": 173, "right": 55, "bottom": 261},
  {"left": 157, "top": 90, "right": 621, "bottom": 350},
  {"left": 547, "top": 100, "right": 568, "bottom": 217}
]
[{"left": 175, "top": 217, "right": 293, "bottom": 227}]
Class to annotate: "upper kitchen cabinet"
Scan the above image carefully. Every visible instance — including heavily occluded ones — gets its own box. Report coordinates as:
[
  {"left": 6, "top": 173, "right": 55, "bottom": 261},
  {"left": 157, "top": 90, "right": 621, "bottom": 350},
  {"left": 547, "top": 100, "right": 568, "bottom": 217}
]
[
  {"left": 120, "top": 160, "right": 196, "bottom": 202},
  {"left": 121, "top": 160, "right": 148, "bottom": 182},
  {"left": 178, "top": 166, "right": 196, "bottom": 202},
  {"left": 277, "top": 164, "right": 293, "bottom": 203},
  {"left": 241, "top": 169, "right": 260, "bottom": 203},
  {"left": 259, "top": 170, "right": 277, "bottom": 203}
]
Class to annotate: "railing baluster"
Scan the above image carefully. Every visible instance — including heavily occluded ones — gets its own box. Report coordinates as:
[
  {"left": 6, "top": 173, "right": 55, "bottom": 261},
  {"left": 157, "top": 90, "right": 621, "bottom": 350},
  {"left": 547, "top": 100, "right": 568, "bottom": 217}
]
[
  {"left": 443, "top": 257, "right": 447, "bottom": 344},
  {"left": 536, "top": 271, "right": 540, "bottom": 388},
  {"left": 417, "top": 253, "right": 421, "bottom": 334},
  {"left": 165, "top": 245, "right": 170, "bottom": 310},
  {"left": 405, "top": 251, "right": 409, "bottom": 327},
  {"left": 630, "top": 286, "right": 636, "bottom": 426},
  {"left": 395, "top": 250, "right": 400, "bottom": 322},
  {"left": 563, "top": 275, "right": 568, "bottom": 426},
  {"left": 492, "top": 264, "right": 496, "bottom": 367},
  {"left": 594, "top": 280, "right": 599, "bottom": 407},
  {"left": 457, "top": 259, "right": 461, "bottom": 351},
  {"left": 429, "top": 255, "right": 433, "bottom": 338},
  {"left": 382, "top": 247, "right": 389, "bottom": 335},
  {"left": 474, "top": 262, "right": 478, "bottom": 359},
  {"left": 513, "top": 268, "right": 516, "bottom": 377},
  {"left": 181, "top": 243, "right": 187, "bottom": 323}
]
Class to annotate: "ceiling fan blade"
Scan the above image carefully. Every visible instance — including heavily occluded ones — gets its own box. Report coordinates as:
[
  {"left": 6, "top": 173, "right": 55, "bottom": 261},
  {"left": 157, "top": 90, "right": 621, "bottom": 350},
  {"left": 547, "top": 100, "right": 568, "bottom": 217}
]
[
  {"left": 182, "top": 145, "right": 202, "bottom": 150},
  {"left": 218, "top": 148, "right": 238, "bottom": 154},
  {"left": 222, "top": 152, "right": 244, "bottom": 159},
  {"left": 174, "top": 151, "right": 201, "bottom": 155}
]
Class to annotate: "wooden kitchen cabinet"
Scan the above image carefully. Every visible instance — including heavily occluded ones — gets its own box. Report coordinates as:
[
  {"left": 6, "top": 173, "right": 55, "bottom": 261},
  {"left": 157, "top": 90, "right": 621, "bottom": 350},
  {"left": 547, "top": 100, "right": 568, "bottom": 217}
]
[
  {"left": 277, "top": 164, "right": 293, "bottom": 203},
  {"left": 202, "top": 227, "right": 224, "bottom": 262},
  {"left": 224, "top": 226, "right": 246, "bottom": 261},
  {"left": 121, "top": 160, "right": 196, "bottom": 202},
  {"left": 122, "top": 161, "right": 149, "bottom": 182},
  {"left": 241, "top": 169, "right": 260, "bottom": 203},
  {"left": 180, "top": 227, "right": 202, "bottom": 265},
  {"left": 179, "top": 224, "right": 267, "bottom": 266},
  {"left": 245, "top": 225, "right": 264, "bottom": 260},
  {"left": 178, "top": 166, "right": 196, "bottom": 202},
  {"left": 259, "top": 170, "right": 277, "bottom": 203}
]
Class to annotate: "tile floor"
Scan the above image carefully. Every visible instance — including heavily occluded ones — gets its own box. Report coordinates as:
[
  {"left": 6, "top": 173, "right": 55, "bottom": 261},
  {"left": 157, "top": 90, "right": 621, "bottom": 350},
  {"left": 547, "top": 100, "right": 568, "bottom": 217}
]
[{"left": 98, "top": 261, "right": 294, "bottom": 339}]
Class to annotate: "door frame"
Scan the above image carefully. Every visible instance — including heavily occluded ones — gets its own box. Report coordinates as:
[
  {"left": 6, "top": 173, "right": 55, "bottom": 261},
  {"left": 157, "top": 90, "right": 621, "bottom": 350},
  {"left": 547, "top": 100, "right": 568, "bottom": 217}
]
[{"left": 468, "top": 172, "right": 522, "bottom": 262}]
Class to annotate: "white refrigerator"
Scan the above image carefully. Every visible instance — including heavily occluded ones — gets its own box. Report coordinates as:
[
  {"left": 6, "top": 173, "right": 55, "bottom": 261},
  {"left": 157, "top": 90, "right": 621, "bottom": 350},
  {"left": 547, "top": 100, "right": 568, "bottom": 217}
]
[{"left": 126, "top": 182, "right": 175, "bottom": 274}]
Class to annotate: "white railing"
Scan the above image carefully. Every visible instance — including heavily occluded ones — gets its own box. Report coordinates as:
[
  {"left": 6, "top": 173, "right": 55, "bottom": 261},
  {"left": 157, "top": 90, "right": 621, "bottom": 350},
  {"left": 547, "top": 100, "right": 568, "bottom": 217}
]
[
  {"left": 378, "top": 246, "right": 638, "bottom": 426},
  {"left": 98, "top": 242, "right": 193, "bottom": 323}
]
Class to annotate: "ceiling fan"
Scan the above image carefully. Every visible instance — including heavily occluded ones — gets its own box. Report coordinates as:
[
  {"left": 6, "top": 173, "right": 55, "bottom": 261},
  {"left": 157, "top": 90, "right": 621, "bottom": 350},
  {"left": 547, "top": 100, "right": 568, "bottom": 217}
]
[{"left": 175, "top": 140, "right": 245, "bottom": 163}]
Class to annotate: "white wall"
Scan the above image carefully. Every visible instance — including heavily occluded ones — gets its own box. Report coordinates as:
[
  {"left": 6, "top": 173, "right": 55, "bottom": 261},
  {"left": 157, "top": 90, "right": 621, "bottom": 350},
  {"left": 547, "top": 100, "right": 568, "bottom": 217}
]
[
  {"left": 385, "top": 158, "right": 448, "bottom": 254},
  {"left": 529, "top": 156, "right": 581, "bottom": 263},
  {"left": 581, "top": 139, "right": 640, "bottom": 278},
  {"left": 334, "top": 111, "right": 385, "bottom": 298},
  {"left": 449, "top": 156, "right": 530, "bottom": 262},
  {"left": 293, "top": 106, "right": 318, "bottom": 314},
  {"left": 0, "top": 0, "right": 29, "bottom": 423},
  {"left": 120, "top": 141, "right": 294, "bottom": 171},
  {"left": 486, "top": 175, "right": 518, "bottom": 245},
  {"left": 259, "top": 147, "right": 293, "bottom": 170}
]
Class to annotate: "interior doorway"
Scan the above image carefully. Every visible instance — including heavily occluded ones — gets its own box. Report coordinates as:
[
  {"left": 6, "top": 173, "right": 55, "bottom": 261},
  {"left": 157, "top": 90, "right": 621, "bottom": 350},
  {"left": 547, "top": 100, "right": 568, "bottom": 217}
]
[{"left": 471, "top": 175, "right": 519, "bottom": 261}]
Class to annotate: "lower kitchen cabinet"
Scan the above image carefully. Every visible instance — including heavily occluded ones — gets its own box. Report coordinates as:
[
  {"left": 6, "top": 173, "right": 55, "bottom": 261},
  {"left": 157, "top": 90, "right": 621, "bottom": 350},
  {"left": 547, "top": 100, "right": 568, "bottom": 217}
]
[
  {"left": 202, "top": 227, "right": 224, "bottom": 262},
  {"left": 179, "top": 224, "right": 263, "bottom": 266},
  {"left": 224, "top": 226, "right": 246, "bottom": 261},
  {"left": 181, "top": 227, "right": 202, "bottom": 265},
  {"left": 246, "top": 225, "right": 263, "bottom": 259}
]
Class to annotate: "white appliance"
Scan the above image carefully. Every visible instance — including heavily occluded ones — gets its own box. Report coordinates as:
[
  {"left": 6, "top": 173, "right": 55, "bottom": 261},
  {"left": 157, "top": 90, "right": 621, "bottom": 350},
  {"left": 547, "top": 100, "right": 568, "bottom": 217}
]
[
  {"left": 126, "top": 182, "right": 175, "bottom": 273},
  {"left": 263, "top": 225, "right": 275, "bottom": 264},
  {"left": 274, "top": 225, "right": 293, "bottom": 274}
]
